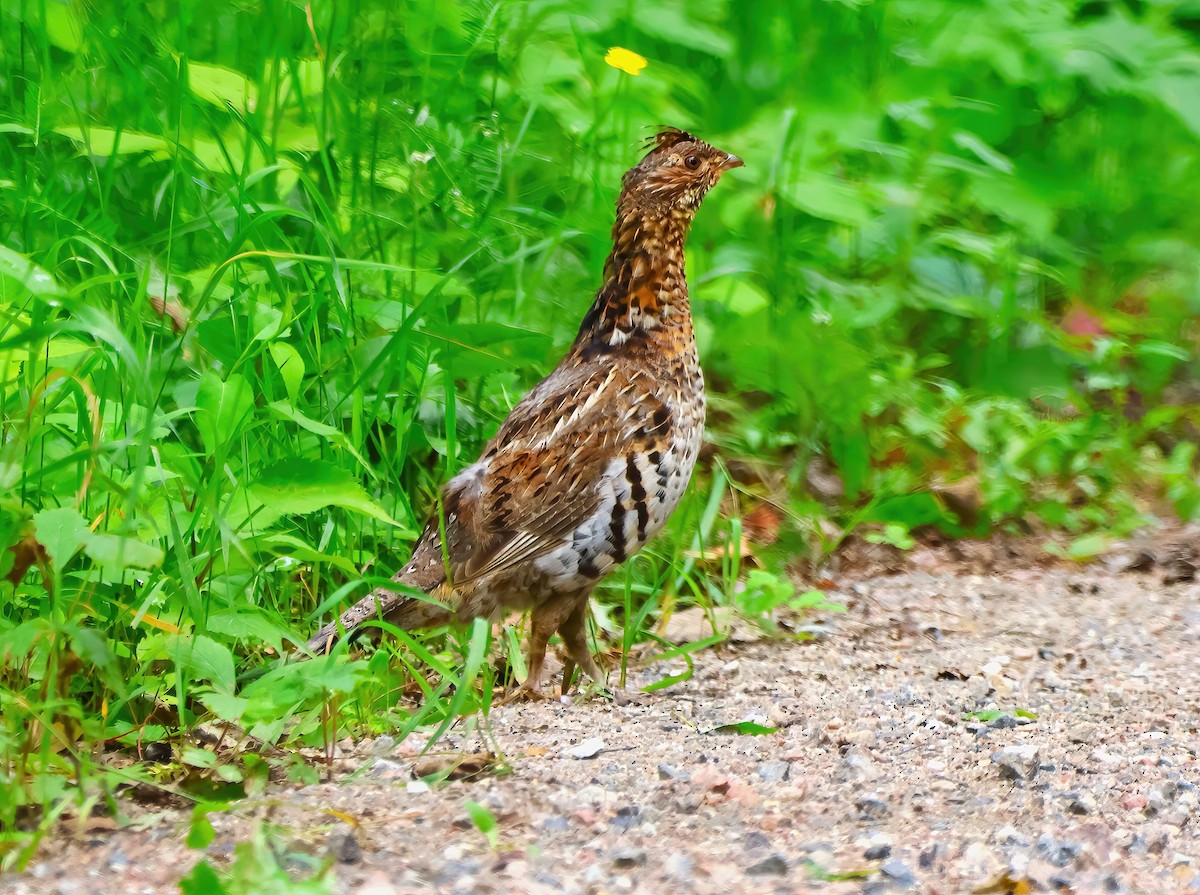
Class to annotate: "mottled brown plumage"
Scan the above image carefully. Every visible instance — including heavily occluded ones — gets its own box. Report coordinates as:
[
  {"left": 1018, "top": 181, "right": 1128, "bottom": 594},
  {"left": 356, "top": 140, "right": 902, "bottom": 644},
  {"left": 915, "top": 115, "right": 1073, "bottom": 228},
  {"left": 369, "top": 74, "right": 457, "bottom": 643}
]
[{"left": 307, "top": 128, "right": 742, "bottom": 696}]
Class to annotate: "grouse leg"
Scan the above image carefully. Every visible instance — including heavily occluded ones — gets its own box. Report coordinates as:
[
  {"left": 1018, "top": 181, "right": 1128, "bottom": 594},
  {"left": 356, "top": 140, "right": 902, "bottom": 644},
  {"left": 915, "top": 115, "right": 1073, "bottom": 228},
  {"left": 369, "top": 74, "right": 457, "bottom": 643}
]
[
  {"left": 499, "top": 596, "right": 572, "bottom": 704},
  {"left": 558, "top": 596, "right": 606, "bottom": 695}
]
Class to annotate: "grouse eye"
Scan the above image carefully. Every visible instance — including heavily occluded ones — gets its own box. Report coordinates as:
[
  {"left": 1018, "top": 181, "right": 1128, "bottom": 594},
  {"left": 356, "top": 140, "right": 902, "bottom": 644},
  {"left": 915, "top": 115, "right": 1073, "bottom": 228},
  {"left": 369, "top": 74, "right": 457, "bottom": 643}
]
[{"left": 684, "top": 155, "right": 701, "bottom": 170}]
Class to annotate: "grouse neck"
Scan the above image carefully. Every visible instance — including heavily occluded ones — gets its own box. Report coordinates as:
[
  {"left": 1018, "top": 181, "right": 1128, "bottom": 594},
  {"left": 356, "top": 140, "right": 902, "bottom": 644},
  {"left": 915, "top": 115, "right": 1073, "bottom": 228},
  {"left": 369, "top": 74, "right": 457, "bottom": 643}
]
[{"left": 574, "top": 205, "right": 694, "bottom": 354}]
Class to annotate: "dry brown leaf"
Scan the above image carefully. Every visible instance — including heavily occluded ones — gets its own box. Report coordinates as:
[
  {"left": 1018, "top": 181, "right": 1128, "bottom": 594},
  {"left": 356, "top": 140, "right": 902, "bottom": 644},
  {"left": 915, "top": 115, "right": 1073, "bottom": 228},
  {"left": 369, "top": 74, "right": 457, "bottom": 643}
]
[
  {"left": 149, "top": 295, "right": 190, "bottom": 334},
  {"left": 742, "top": 503, "right": 783, "bottom": 546},
  {"left": 973, "top": 873, "right": 1032, "bottom": 895},
  {"left": 411, "top": 750, "right": 498, "bottom": 782},
  {"left": 660, "top": 606, "right": 761, "bottom": 645},
  {"left": 5, "top": 532, "right": 46, "bottom": 585}
]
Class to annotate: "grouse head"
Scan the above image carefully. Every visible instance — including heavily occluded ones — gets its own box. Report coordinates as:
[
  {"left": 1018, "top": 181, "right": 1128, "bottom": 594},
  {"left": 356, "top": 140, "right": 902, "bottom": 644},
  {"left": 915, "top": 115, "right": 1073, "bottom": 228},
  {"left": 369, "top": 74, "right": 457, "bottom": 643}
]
[{"left": 620, "top": 127, "right": 743, "bottom": 217}]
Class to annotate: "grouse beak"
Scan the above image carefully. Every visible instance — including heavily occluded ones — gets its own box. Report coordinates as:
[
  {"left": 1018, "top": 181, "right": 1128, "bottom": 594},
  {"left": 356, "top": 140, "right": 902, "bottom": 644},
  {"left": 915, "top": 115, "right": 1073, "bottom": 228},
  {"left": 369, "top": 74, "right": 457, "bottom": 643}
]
[{"left": 720, "top": 153, "right": 744, "bottom": 171}]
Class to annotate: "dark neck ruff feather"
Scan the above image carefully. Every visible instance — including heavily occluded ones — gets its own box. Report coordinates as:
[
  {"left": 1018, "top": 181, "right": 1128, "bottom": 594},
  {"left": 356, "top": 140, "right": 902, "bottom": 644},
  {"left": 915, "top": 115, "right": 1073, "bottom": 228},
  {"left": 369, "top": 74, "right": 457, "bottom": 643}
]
[
  {"left": 572, "top": 128, "right": 737, "bottom": 359},
  {"left": 573, "top": 203, "right": 692, "bottom": 355}
]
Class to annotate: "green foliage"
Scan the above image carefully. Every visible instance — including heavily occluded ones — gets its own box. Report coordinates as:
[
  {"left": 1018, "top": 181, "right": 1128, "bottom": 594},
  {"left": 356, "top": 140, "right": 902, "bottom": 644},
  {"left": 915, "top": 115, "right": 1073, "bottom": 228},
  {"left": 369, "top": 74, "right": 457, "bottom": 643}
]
[
  {"left": 180, "top": 826, "right": 334, "bottom": 895},
  {"left": 1, "top": 0, "right": 1198, "bottom": 862},
  {"left": 464, "top": 799, "right": 501, "bottom": 850},
  {"left": 735, "top": 570, "right": 843, "bottom": 634}
]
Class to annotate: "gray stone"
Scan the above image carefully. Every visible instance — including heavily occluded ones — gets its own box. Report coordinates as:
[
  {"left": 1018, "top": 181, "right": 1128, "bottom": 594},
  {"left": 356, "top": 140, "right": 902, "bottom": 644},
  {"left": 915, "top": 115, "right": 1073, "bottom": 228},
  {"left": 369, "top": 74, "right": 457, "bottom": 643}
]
[
  {"left": 657, "top": 763, "right": 689, "bottom": 781},
  {"left": 329, "top": 830, "right": 361, "bottom": 864},
  {"left": 744, "top": 831, "right": 771, "bottom": 850},
  {"left": 611, "top": 806, "right": 641, "bottom": 830},
  {"left": 369, "top": 734, "right": 397, "bottom": 756},
  {"left": 856, "top": 795, "right": 890, "bottom": 819},
  {"left": 368, "top": 758, "right": 406, "bottom": 780},
  {"left": 1035, "top": 835, "right": 1081, "bottom": 868},
  {"left": 1067, "top": 793, "right": 1098, "bottom": 815},
  {"left": 756, "top": 760, "right": 791, "bottom": 782},
  {"left": 992, "top": 745, "right": 1040, "bottom": 781},
  {"left": 881, "top": 860, "right": 916, "bottom": 887},
  {"left": 746, "top": 854, "right": 789, "bottom": 876},
  {"left": 611, "top": 847, "right": 646, "bottom": 868},
  {"left": 565, "top": 737, "right": 605, "bottom": 759},
  {"left": 663, "top": 852, "right": 695, "bottom": 882}
]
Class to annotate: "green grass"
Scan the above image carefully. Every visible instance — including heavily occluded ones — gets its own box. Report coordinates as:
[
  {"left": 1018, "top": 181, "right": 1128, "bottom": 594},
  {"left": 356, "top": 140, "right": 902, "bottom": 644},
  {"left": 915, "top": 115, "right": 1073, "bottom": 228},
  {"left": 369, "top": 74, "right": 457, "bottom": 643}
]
[{"left": 2, "top": 0, "right": 1199, "bottom": 869}]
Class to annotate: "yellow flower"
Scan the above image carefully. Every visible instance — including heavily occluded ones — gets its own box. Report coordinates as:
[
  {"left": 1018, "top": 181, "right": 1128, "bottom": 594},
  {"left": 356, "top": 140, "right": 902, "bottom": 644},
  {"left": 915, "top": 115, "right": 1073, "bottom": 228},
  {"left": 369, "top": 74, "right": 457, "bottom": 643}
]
[{"left": 605, "top": 46, "right": 647, "bottom": 76}]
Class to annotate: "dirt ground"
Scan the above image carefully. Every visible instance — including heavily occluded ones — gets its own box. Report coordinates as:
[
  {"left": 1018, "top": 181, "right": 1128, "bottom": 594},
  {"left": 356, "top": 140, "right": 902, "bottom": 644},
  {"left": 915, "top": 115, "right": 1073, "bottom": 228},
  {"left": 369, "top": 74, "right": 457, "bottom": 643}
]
[{"left": 5, "top": 533, "right": 1200, "bottom": 895}]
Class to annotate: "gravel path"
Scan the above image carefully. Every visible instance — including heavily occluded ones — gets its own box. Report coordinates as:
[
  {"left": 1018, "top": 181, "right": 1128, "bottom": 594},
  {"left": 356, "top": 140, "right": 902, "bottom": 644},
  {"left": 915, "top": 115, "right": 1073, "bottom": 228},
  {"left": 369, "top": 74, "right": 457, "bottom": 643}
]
[{"left": 8, "top": 557, "right": 1200, "bottom": 894}]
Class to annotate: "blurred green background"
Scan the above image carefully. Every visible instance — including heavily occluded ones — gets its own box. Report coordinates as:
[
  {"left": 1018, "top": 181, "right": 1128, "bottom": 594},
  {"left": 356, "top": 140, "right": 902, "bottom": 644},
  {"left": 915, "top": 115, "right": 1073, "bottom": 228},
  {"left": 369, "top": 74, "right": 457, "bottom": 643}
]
[{"left": 1, "top": 0, "right": 1198, "bottom": 838}]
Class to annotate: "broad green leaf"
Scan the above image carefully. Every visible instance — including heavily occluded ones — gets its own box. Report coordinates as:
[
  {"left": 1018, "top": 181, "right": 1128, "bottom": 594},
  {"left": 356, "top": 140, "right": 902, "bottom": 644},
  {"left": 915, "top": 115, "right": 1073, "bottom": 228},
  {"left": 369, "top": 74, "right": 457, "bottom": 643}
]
[
  {"left": 70, "top": 627, "right": 114, "bottom": 669},
  {"left": 267, "top": 401, "right": 341, "bottom": 438},
  {"left": 201, "top": 693, "right": 249, "bottom": 725},
  {"left": 1135, "top": 340, "right": 1190, "bottom": 361},
  {"left": 1152, "top": 73, "right": 1200, "bottom": 138},
  {"left": 33, "top": 507, "right": 90, "bottom": 569},
  {"left": 44, "top": 3, "right": 83, "bottom": 52},
  {"left": 952, "top": 131, "right": 1013, "bottom": 174},
  {"left": 706, "top": 720, "right": 779, "bottom": 736},
  {"left": 195, "top": 371, "right": 254, "bottom": 457},
  {"left": 632, "top": 5, "right": 732, "bottom": 56},
  {"left": 266, "top": 403, "right": 374, "bottom": 474},
  {"left": 781, "top": 174, "right": 871, "bottom": 226},
  {"left": 181, "top": 746, "right": 219, "bottom": 769},
  {"left": 268, "top": 342, "right": 305, "bottom": 403},
  {"left": 170, "top": 634, "right": 238, "bottom": 696},
  {"left": 251, "top": 459, "right": 403, "bottom": 526},
  {"left": 54, "top": 126, "right": 170, "bottom": 157},
  {"left": 184, "top": 807, "right": 218, "bottom": 852},
  {"left": 1065, "top": 533, "right": 1109, "bottom": 561},
  {"left": 0, "top": 245, "right": 60, "bottom": 296},
  {"left": 701, "top": 278, "right": 770, "bottom": 316},
  {"left": 245, "top": 532, "right": 361, "bottom": 577},
  {"left": 206, "top": 610, "right": 292, "bottom": 653},
  {"left": 252, "top": 302, "right": 283, "bottom": 341},
  {"left": 185, "top": 60, "right": 258, "bottom": 109},
  {"left": 84, "top": 534, "right": 165, "bottom": 570}
]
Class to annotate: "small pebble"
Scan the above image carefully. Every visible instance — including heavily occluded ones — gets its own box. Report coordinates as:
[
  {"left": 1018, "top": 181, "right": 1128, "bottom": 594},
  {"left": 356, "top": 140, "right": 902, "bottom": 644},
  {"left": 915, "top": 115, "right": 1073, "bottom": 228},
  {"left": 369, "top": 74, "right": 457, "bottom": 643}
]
[
  {"left": 1068, "top": 794, "right": 1098, "bottom": 815},
  {"left": 657, "top": 763, "right": 689, "bottom": 781},
  {"left": 368, "top": 758, "right": 406, "bottom": 780},
  {"left": 881, "top": 859, "right": 916, "bottom": 887},
  {"left": 330, "top": 831, "right": 362, "bottom": 864},
  {"left": 663, "top": 852, "right": 694, "bottom": 881},
  {"left": 565, "top": 738, "right": 605, "bottom": 760},
  {"left": 369, "top": 735, "right": 396, "bottom": 756},
  {"left": 1090, "top": 749, "right": 1124, "bottom": 767},
  {"left": 744, "top": 831, "right": 771, "bottom": 850},
  {"left": 354, "top": 871, "right": 398, "bottom": 895},
  {"left": 864, "top": 844, "right": 892, "bottom": 860},
  {"left": 746, "top": 854, "right": 789, "bottom": 876},
  {"left": 611, "top": 806, "right": 641, "bottom": 831},
  {"left": 1036, "top": 835, "right": 1081, "bottom": 868},
  {"left": 611, "top": 847, "right": 646, "bottom": 868},
  {"left": 756, "top": 760, "right": 790, "bottom": 783},
  {"left": 856, "top": 796, "right": 890, "bottom": 819},
  {"left": 992, "top": 745, "right": 1040, "bottom": 781}
]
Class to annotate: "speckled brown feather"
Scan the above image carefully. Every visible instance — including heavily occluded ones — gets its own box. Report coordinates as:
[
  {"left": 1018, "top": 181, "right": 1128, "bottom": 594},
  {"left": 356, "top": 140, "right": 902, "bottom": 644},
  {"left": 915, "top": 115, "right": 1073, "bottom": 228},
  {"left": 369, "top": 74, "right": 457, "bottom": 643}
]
[{"left": 307, "top": 128, "right": 742, "bottom": 694}]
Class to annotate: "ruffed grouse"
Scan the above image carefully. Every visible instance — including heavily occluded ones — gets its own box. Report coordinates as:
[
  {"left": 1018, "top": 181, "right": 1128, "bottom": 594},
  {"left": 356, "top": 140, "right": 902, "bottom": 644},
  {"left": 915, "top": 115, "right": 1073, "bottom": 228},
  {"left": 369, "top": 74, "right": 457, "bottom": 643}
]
[{"left": 307, "top": 128, "right": 743, "bottom": 696}]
